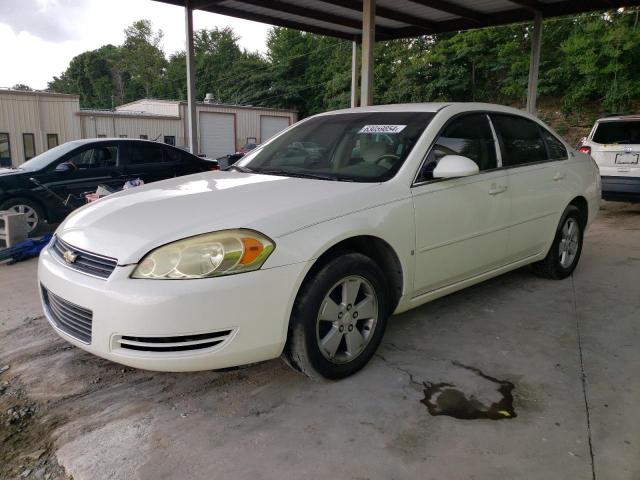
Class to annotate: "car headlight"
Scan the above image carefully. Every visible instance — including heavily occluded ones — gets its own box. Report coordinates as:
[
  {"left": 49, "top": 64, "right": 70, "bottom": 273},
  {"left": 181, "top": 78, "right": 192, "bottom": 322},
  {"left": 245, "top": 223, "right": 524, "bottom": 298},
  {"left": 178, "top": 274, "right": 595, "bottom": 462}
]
[{"left": 131, "top": 229, "right": 275, "bottom": 279}]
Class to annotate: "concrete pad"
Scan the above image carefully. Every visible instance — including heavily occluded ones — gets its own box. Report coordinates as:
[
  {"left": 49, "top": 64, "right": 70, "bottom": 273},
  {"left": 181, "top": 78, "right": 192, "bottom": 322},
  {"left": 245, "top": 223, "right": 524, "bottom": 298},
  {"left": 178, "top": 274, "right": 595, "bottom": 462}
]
[{"left": 0, "top": 202, "right": 638, "bottom": 479}]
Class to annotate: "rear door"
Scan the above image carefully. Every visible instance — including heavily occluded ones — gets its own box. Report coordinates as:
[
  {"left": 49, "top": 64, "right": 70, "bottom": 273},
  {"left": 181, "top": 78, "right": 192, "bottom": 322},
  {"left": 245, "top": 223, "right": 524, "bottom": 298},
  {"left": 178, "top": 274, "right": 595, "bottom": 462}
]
[
  {"left": 490, "top": 114, "right": 569, "bottom": 262},
  {"left": 589, "top": 120, "right": 640, "bottom": 178},
  {"left": 122, "top": 142, "right": 177, "bottom": 184}
]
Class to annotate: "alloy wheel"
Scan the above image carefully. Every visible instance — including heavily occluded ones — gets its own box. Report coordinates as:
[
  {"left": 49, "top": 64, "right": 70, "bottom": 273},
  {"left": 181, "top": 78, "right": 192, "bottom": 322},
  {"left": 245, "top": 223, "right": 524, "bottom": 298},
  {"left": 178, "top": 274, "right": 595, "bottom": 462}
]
[
  {"left": 8, "top": 204, "right": 39, "bottom": 232},
  {"left": 316, "top": 275, "right": 378, "bottom": 364},
  {"left": 558, "top": 217, "right": 580, "bottom": 269}
]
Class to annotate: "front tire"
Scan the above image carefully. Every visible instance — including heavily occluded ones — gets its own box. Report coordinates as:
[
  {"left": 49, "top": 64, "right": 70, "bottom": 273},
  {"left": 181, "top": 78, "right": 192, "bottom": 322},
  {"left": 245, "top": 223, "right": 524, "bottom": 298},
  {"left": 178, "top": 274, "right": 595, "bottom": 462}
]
[
  {"left": 0, "top": 197, "right": 44, "bottom": 234},
  {"left": 532, "top": 205, "right": 584, "bottom": 279},
  {"left": 283, "top": 252, "right": 390, "bottom": 380}
]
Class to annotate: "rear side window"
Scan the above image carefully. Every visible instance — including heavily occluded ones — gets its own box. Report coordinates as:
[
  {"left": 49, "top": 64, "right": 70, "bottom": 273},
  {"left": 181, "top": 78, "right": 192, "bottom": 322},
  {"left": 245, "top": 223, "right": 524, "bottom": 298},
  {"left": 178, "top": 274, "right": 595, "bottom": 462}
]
[
  {"left": 540, "top": 129, "right": 567, "bottom": 159},
  {"left": 491, "top": 114, "right": 547, "bottom": 166},
  {"left": 592, "top": 121, "right": 640, "bottom": 144},
  {"left": 419, "top": 114, "right": 497, "bottom": 182},
  {"left": 128, "top": 143, "right": 165, "bottom": 165},
  {"left": 165, "top": 147, "right": 194, "bottom": 164}
]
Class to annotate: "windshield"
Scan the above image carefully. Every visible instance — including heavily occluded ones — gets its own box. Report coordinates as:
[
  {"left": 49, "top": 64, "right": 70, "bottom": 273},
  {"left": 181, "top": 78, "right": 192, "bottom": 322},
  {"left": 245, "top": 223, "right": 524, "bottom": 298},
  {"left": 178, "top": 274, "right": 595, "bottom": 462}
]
[
  {"left": 592, "top": 121, "right": 640, "bottom": 144},
  {"left": 237, "top": 112, "right": 434, "bottom": 182},
  {"left": 18, "top": 142, "right": 81, "bottom": 172}
]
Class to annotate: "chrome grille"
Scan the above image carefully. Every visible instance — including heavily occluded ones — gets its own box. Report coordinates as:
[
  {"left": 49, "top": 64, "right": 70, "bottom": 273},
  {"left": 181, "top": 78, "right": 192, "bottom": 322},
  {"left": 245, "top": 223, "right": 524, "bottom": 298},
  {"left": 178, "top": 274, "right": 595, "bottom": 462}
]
[
  {"left": 50, "top": 236, "right": 117, "bottom": 279},
  {"left": 116, "top": 330, "right": 233, "bottom": 353},
  {"left": 42, "top": 286, "right": 93, "bottom": 344}
]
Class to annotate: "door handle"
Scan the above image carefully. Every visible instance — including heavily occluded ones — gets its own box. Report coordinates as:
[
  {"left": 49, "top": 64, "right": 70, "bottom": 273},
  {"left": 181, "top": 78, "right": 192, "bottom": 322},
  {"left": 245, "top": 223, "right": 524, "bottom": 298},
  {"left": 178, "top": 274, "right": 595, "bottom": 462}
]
[
  {"left": 488, "top": 184, "right": 508, "bottom": 195},
  {"left": 552, "top": 172, "right": 566, "bottom": 181}
]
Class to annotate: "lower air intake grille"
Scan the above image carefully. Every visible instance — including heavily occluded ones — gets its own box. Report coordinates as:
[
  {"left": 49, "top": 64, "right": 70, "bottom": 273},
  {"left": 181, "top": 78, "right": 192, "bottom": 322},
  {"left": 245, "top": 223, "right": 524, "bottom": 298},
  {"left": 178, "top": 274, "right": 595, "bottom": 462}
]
[
  {"left": 117, "top": 330, "right": 233, "bottom": 353},
  {"left": 42, "top": 286, "right": 93, "bottom": 344}
]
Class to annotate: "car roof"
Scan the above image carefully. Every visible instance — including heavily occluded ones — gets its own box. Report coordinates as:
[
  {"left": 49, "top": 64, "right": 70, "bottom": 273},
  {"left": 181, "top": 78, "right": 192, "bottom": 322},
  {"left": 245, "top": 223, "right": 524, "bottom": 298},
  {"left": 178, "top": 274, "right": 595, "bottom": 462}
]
[
  {"left": 314, "top": 102, "right": 532, "bottom": 117},
  {"left": 64, "top": 138, "right": 172, "bottom": 146},
  {"left": 596, "top": 114, "right": 640, "bottom": 122}
]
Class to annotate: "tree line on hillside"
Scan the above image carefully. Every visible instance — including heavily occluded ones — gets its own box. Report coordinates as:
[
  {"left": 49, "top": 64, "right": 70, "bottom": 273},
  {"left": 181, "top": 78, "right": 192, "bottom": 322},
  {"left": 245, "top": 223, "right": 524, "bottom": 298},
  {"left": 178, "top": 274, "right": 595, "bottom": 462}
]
[{"left": 47, "top": 10, "right": 640, "bottom": 118}]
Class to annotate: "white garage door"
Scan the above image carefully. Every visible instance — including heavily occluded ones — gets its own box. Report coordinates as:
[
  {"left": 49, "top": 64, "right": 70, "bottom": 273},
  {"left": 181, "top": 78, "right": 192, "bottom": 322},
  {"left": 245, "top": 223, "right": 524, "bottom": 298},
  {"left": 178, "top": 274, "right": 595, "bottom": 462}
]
[
  {"left": 260, "top": 116, "right": 290, "bottom": 143},
  {"left": 199, "top": 112, "right": 235, "bottom": 158}
]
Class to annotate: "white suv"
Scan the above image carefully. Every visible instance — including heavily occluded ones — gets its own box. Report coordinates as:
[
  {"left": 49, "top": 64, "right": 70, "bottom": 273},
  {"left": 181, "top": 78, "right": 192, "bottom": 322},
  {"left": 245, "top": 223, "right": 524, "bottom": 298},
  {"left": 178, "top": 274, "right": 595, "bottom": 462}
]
[{"left": 580, "top": 115, "right": 640, "bottom": 202}]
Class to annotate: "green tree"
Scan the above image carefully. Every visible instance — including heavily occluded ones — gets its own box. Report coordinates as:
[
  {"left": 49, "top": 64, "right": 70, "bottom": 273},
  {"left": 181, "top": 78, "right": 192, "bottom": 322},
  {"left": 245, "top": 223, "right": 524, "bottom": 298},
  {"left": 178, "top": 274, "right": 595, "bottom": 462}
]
[{"left": 122, "top": 20, "right": 167, "bottom": 98}]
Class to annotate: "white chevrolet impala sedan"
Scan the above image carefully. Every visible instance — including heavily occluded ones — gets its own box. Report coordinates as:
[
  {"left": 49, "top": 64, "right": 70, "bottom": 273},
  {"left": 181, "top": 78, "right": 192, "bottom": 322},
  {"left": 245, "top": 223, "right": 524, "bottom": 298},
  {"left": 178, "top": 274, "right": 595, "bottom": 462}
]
[{"left": 38, "top": 103, "right": 600, "bottom": 379}]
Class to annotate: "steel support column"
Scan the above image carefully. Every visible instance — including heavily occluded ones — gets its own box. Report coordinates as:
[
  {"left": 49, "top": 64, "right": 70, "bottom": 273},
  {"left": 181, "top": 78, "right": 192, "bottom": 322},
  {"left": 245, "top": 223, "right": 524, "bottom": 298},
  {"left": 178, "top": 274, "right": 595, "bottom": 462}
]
[
  {"left": 526, "top": 11, "right": 543, "bottom": 115},
  {"left": 185, "top": 0, "right": 198, "bottom": 153},
  {"left": 351, "top": 40, "right": 360, "bottom": 108},
  {"left": 360, "top": 0, "right": 375, "bottom": 107}
]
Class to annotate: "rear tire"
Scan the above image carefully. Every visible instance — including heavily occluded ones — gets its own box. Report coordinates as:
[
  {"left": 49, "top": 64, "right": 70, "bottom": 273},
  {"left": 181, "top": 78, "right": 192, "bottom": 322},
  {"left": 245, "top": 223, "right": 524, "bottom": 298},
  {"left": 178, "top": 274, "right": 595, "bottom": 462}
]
[
  {"left": 532, "top": 205, "right": 584, "bottom": 280},
  {"left": 0, "top": 197, "right": 44, "bottom": 235},
  {"left": 283, "top": 252, "right": 390, "bottom": 380}
]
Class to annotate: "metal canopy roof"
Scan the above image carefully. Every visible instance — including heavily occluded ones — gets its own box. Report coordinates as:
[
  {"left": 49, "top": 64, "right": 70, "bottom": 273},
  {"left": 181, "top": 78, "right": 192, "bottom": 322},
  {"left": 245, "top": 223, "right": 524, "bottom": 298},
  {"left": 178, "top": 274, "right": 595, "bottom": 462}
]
[{"left": 156, "top": 0, "right": 640, "bottom": 40}]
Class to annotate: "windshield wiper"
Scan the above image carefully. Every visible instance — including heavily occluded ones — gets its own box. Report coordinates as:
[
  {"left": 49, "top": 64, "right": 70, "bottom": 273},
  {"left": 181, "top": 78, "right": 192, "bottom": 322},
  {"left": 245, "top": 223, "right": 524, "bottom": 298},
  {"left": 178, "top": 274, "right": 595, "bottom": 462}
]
[
  {"left": 224, "top": 165, "right": 254, "bottom": 173},
  {"left": 254, "top": 168, "right": 344, "bottom": 181}
]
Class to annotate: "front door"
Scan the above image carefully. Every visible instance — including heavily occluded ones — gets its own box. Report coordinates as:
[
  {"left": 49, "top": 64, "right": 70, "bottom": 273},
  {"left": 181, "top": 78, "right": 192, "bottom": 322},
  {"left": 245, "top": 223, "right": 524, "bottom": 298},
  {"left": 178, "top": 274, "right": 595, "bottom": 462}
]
[
  {"left": 411, "top": 113, "right": 511, "bottom": 296},
  {"left": 45, "top": 144, "right": 123, "bottom": 201}
]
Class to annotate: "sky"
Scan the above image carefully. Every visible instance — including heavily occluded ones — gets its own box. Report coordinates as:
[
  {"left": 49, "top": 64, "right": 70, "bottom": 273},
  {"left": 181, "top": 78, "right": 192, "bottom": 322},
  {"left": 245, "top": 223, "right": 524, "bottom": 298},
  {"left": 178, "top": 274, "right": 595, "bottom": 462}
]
[{"left": 0, "top": 0, "right": 271, "bottom": 90}]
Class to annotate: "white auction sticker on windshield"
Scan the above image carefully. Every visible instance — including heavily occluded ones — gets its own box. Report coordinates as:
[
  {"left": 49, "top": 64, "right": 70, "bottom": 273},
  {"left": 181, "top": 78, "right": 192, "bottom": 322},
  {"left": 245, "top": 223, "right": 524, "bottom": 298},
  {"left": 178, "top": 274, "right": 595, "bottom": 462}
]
[{"left": 358, "top": 125, "right": 407, "bottom": 134}]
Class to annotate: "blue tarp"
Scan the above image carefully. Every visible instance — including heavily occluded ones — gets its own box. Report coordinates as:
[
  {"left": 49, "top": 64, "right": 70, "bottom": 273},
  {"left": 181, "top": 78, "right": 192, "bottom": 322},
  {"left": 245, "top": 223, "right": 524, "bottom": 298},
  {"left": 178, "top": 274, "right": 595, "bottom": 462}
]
[{"left": 0, "top": 234, "right": 53, "bottom": 263}]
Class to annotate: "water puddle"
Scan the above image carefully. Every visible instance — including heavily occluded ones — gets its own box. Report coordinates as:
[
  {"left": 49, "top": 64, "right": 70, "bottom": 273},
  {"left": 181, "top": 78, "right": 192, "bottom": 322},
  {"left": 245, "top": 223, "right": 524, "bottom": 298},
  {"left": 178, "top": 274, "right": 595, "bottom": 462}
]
[{"left": 420, "top": 362, "right": 516, "bottom": 420}]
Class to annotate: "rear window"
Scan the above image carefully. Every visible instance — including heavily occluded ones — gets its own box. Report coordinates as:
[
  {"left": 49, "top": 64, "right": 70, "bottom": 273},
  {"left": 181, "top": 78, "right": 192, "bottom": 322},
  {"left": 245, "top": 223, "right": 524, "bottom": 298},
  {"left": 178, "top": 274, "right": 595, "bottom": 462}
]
[{"left": 592, "top": 121, "right": 640, "bottom": 144}]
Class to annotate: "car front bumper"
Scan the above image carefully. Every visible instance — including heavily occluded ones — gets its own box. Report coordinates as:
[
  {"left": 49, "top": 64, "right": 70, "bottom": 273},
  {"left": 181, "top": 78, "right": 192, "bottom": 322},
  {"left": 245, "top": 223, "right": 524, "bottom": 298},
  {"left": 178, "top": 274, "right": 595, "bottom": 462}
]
[
  {"left": 601, "top": 175, "right": 640, "bottom": 203},
  {"left": 38, "top": 246, "right": 309, "bottom": 372}
]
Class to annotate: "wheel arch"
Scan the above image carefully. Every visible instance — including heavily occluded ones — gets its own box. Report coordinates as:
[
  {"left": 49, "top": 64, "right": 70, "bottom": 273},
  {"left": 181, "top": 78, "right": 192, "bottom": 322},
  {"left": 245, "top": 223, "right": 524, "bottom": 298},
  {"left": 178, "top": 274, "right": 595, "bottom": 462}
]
[
  {"left": 296, "top": 235, "right": 404, "bottom": 315},
  {"left": 0, "top": 192, "right": 50, "bottom": 221},
  {"left": 568, "top": 195, "right": 589, "bottom": 228}
]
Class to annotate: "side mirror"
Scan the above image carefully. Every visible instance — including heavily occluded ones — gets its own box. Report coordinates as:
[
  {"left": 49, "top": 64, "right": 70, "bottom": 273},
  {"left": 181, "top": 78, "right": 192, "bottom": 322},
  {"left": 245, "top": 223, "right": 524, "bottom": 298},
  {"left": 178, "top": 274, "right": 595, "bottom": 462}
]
[
  {"left": 55, "top": 162, "right": 73, "bottom": 172},
  {"left": 433, "top": 155, "right": 479, "bottom": 179}
]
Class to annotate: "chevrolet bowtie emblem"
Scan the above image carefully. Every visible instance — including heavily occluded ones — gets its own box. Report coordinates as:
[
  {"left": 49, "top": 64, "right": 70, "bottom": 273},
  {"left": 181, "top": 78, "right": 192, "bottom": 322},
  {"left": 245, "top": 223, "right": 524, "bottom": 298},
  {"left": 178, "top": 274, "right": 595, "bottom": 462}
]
[{"left": 63, "top": 250, "right": 78, "bottom": 264}]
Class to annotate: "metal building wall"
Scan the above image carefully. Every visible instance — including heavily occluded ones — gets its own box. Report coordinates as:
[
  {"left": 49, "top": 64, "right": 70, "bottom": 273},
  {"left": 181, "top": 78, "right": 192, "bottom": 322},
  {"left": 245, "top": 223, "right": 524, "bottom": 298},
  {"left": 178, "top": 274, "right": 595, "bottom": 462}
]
[
  {"left": 116, "top": 99, "right": 180, "bottom": 117},
  {"left": 0, "top": 90, "right": 81, "bottom": 166},
  {"left": 178, "top": 102, "right": 297, "bottom": 151},
  {"left": 79, "top": 113, "right": 183, "bottom": 143}
]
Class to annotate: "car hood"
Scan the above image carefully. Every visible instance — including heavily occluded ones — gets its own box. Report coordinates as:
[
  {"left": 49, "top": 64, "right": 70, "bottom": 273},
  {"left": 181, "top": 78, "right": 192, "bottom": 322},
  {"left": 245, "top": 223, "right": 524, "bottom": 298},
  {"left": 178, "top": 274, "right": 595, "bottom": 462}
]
[
  {"left": 0, "top": 168, "right": 24, "bottom": 177},
  {"left": 57, "top": 171, "right": 383, "bottom": 264}
]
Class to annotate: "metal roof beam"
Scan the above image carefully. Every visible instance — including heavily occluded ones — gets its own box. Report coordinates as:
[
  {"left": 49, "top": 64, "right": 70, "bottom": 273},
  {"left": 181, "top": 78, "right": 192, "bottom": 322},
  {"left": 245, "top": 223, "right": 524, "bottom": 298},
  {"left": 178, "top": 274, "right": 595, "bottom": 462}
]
[
  {"left": 506, "top": 0, "right": 547, "bottom": 13},
  {"left": 319, "top": 0, "right": 437, "bottom": 32},
  {"left": 200, "top": 3, "right": 356, "bottom": 39},
  {"left": 408, "top": 0, "right": 487, "bottom": 23},
  {"left": 229, "top": 0, "right": 397, "bottom": 38}
]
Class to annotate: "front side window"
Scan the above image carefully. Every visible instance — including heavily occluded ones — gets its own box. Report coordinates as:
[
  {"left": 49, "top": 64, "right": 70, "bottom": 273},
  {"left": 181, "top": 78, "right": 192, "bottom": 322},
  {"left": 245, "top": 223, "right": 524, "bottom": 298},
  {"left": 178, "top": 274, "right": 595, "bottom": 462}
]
[
  {"left": 47, "top": 134, "right": 59, "bottom": 149},
  {"left": 417, "top": 114, "right": 497, "bottom": 182},
  {"left": 592, "top": 121, "right": 640, "bottom": 145},
  {"left": 491, "top": 115, "right": 547, "bottom": 166},
  {"left": 23, "top": 133, "right": 36, "bottom": 161},
  {"left": 238, "top": 112, "right": 434, "bottom": 182},
  {"left": 0, "top": 133, "right": 11, "bottom": 167},
  {"left": 68, "top": 146, "right": 118, "bottom": 169},
  {"left": 129, "top": 143, "right": 164, "bottom": 165}
]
